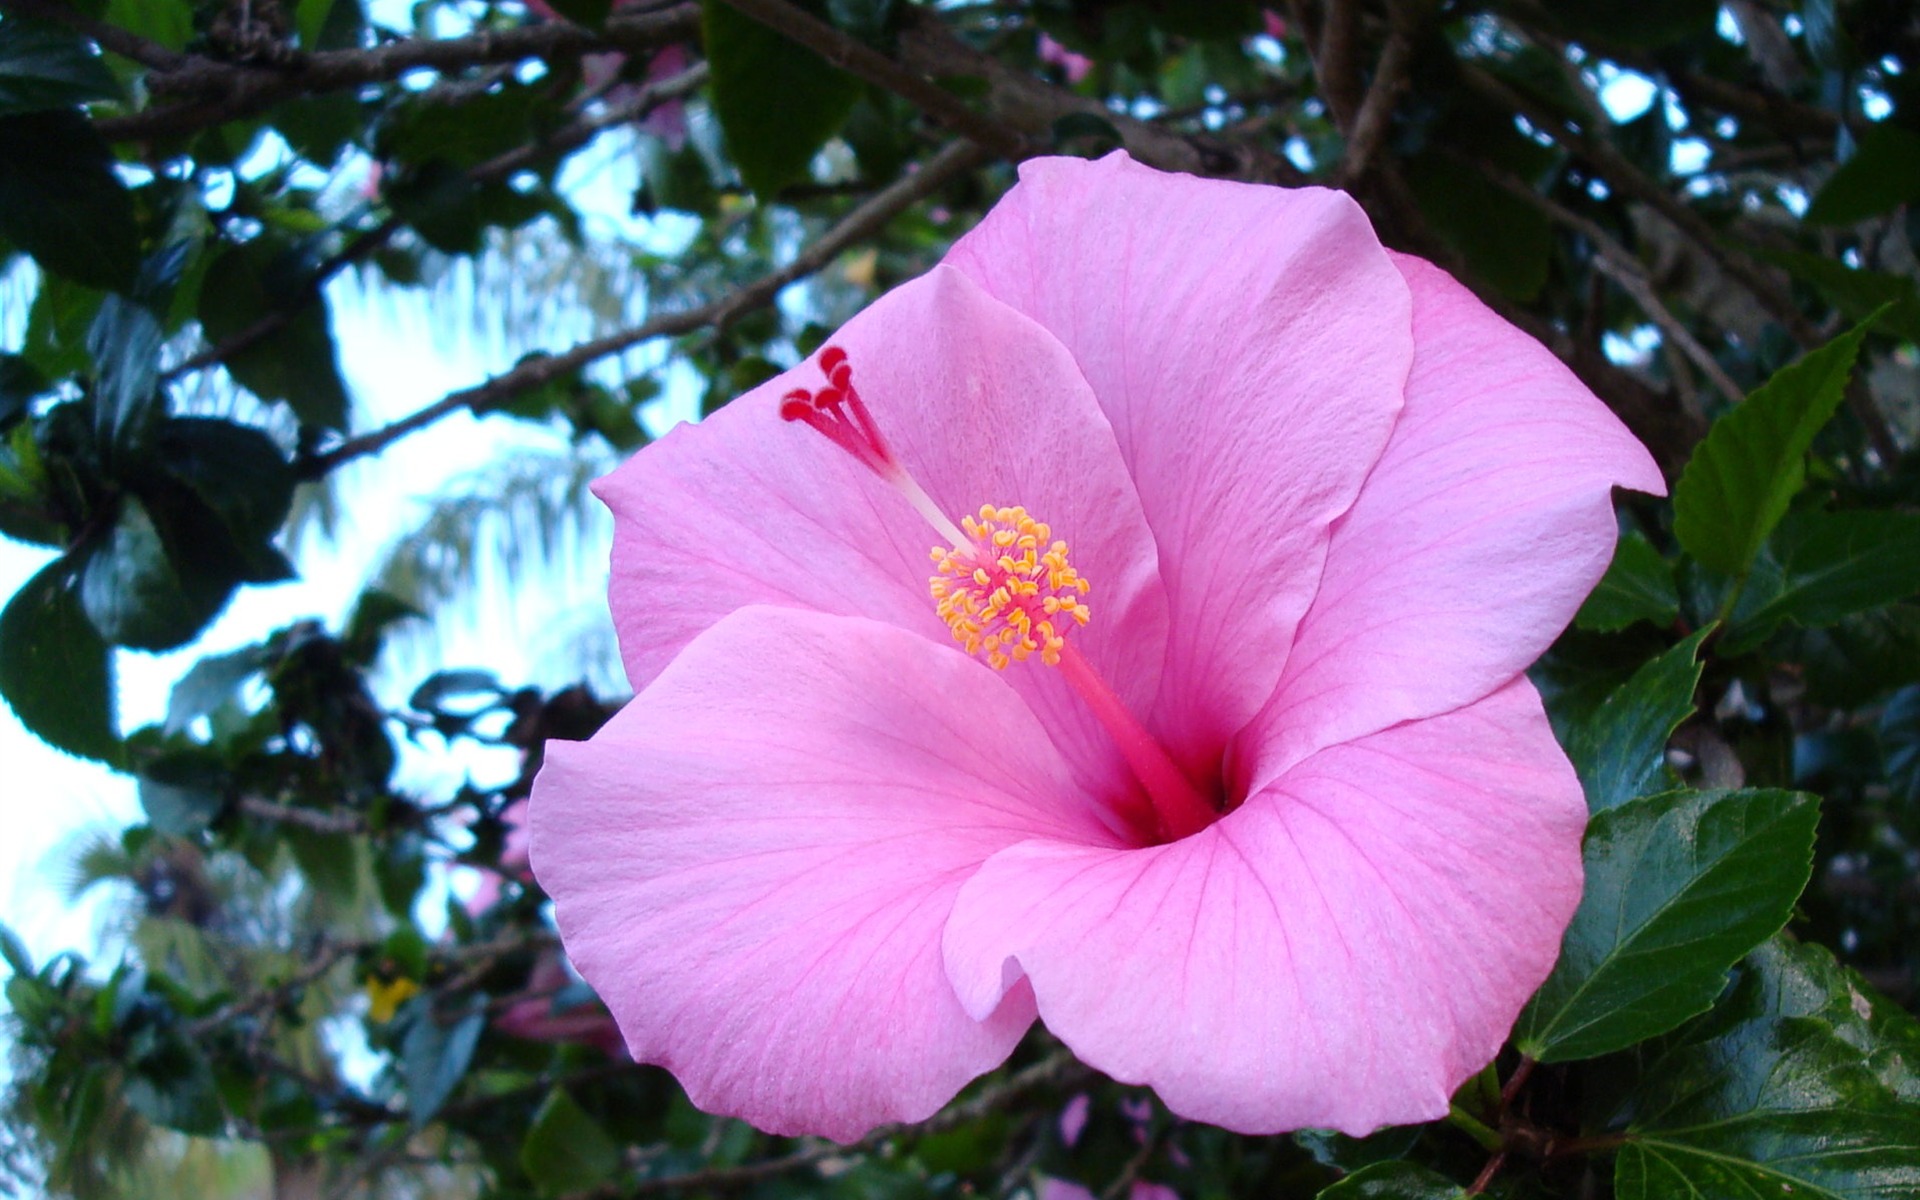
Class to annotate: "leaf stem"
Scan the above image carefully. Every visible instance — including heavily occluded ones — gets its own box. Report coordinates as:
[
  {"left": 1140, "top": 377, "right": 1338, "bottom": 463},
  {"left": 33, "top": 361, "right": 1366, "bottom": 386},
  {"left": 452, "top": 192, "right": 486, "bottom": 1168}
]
[{"left": 1446, "top": 1104, "right": 1504, "bottom": 1154}]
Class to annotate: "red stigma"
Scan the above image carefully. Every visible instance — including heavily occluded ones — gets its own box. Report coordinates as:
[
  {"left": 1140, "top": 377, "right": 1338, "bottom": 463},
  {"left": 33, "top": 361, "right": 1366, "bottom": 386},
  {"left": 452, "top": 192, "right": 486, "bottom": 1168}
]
[{"left": 779, "top": 345, "right": 895, "bottom": 475}]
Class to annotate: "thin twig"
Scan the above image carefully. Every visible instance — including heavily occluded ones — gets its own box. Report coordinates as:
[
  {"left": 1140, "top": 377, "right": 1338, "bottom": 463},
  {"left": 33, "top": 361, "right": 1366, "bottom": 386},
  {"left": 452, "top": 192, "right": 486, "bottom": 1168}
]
[
  {"left": 301, "top": 139, "right": 990, "bottom": 478},
  {"left": 1338, "top": 4, "right": 1418, "bottom": 185},
  {"left": 1466, "top": 1150, "right": 1507, "bottom": 1196},
  {"left": 897, "top": 11, "right": 1302, "bottom": 183},
  {"left": 1315, "top": 0, "right": 1365, "bottom": 130},
  {"left": 93, "top": 3, "right": 700, "bottom": 142},
  {"left": 185, "top": 939, "right": 357, "bottom": 1036},
  {"left": 1475, "top": 163, "right": 1746, "bottom": 407},
  {"left": 239, "top": 797, "right": 370, "bottom": 834},
  {"left": 1591, "top": 254, "right": 1746, "bottom": 407},
  {"left": 593, "top": 1051, "right": 1084, "bottom": 1197}
]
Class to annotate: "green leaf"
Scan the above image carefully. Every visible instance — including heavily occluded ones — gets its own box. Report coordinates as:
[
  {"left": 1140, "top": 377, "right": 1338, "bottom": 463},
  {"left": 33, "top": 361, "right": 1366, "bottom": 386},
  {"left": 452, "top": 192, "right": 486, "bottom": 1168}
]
[
  {"left": 1576, "top": 533, "right": 1680, "bottom": 633},
  {"left": 198, "top": 241, "right": 349, "bottom": 430},
  {"left": 400, "top": 999, "right": 485, "bottom": 1125},
  {"left": 1805, "top": 124, "right": 1920, "bottom": 226},
  {"left": 1314, "top": 1162, "right": 1467, "bottom": 1199},
  {"left": 1404, "top": 153, "right": 1552, "bottom": 301},
  {"left": 102, "top": 0, "right": 193, "bottom": 51},
  {"left": 703, "top": 0, "right": 862, "bottom": 197},
  {"left": 1756, "top": 245, "right": 1920, "bottom": 344},
  {"left": 0, "top": 557, "right": 118, "bottom": 761},
  {"left": 163, "top": 644, "right": 268, "bottom": 733},
  {"left": 1539, "top": 0, "right": 1717, "bottom": 48},
  {"left": 340, "top": 590, "right": 422, "bottom": 666},
  {"left": 1515, "top": 788, "right": 1818, "bottom": 1062},
  {"left": 0, "top": 17, "right": 120, "bottom": 115},
  {"left": 78, "top": 495, "right": 233, "bottom": 650},
  {"left": 0, "top": 352, "right": 46, "bottom": 428},
  {"left": 1726, "top": 510, "right": 1920, "bottom": 653},
  {"left": 0, "top": 110, "right": 137, "bottom": 291},
  {"left": 152, "top": 417, "right": 296, "bottom": 568},
  {"left": 520, "top": 1088, "right": 621, "bottom": 1196},
  {"left": 1672, "top": 320, "right": 1874, "bottom": 579},
  {"left": 86, "top": 292, "right": 166, "bottom": 458},
  {"left": 1613, "top": 937, "right": 1920, "bottom": 1200},
  {"left": 1568, "top": 628, "right": 1709, "bottom": 813},
  {"left": 134, "top": 743, "right": 229, "bottom": 835}
]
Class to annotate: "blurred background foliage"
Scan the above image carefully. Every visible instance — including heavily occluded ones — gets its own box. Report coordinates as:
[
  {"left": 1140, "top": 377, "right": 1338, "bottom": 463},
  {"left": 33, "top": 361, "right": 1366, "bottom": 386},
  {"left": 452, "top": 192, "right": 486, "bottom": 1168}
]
[{"left": 0, "top": 0, "right": 1918, "bottom": 1196}]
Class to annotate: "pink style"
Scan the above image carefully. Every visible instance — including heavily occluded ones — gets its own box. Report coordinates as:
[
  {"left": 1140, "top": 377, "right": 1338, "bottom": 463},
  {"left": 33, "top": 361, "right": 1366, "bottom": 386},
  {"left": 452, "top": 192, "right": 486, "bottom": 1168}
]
[{"left": 529, "top": 152, "right": 1665, "bottom": 1141}]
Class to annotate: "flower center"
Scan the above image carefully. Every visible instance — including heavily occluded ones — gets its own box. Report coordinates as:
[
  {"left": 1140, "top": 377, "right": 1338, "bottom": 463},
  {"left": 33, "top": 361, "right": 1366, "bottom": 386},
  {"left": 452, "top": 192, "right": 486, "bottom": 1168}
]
[
  {"left": 930, "top": 505, "right": 1089, "bottom": 670},
  {"left": 780, "top": 346, "right": 1216, "bottom": 842}
]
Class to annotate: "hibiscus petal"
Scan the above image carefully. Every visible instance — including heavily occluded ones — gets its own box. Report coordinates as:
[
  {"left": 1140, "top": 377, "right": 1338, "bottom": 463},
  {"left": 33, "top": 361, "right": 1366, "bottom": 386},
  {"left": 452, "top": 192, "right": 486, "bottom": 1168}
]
[
  {"left": 597, "top": 265, "right": 1167, "bottom": 805},
  {"left": 943, "top": 677, "right": 1584, "bottom": 1136},
  {"left": 1237, "top": 254, "right": 1667, "bottom": 787},
  {"left": 530, "top": 605, "right": 1120, "bottom": 1141},
  {"left": 944, "top": 151, "right": 1410, "bottom": 767}
]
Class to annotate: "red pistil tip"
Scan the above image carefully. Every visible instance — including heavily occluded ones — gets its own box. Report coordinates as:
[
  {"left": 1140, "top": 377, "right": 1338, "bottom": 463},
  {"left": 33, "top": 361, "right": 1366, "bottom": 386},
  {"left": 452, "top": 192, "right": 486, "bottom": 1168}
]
[{"left": 780, "top": 345, "right": 895, "bottom": 474}]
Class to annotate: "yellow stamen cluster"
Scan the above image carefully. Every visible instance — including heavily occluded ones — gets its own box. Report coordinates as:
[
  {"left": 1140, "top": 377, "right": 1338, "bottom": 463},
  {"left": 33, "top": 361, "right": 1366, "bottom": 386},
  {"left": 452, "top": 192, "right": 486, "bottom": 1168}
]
[{"left": 930, "top": 505, "right": 1090, "bottom": 670}]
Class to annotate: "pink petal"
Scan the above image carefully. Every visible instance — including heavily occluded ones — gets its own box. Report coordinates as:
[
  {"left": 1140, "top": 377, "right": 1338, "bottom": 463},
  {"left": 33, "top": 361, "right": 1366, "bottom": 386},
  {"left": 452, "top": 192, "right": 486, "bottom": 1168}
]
[
  {"left": 530, "top": 605, "right": 1120, "bottom": 1141},
  {"left": 943, "top": 678, "right": 1584, "bottom": 1136},
  {"left": 597, "top": 265, "right": 1168, "bottom": 806},
  {"left": 1236, "top": 254, "right": 1666, "bottom": 786},
  {"left": 944, "top": 152, "right": 1410, "bottom": 769}
]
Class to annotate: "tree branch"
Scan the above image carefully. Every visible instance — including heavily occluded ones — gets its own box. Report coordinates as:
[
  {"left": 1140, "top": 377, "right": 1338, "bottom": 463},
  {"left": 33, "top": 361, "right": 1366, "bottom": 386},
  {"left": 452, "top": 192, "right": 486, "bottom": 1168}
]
[
  {"left": 1338, "top": 3, "right": 1419, "bottom": 185},
  {"left": 897, "top": 11, "right": 1305, "bottom": 184},
  {"left": 1474, "top": 162, "right": 1746, "bottom": 408},
  {"left": 583, "top": 1051, "right": 1085, "bottom": 1198},
  {"left": 91, "top": 3, "right": 701, "bottom": 142},
  {"left": 1316, "top": 0, "right": 1366, "bottom": 130},
  {"left": 163, "top": 61, "right": 710, "bottom": 385},
  {"left": 300, "top": 139, "right": 990, "bottom": 478}
]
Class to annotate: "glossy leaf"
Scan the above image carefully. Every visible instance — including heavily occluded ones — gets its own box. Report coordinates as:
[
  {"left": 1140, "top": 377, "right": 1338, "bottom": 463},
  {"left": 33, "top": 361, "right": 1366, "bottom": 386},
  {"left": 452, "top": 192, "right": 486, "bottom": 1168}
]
[
  {"left": 1727, "top": 510, "right": 1920, "bottom": 652},
  {"left": 1672, "top": 321, "right": 1873, "bottom": 579},
  {"left": 0, "top": 110, "right": 137, "bottom": 292},
  {"left": 1613, "top": 937, "right": 1920, "bottom": 1200},
  {"left": 702, "top": 0, "right": 862, "bottom": 197},
  {"left": 0, "top": 353, "right": 45, "bottom": 428},
  {"left": 401, "top": 1000, "right": 486, "bottom": 1125},
  {"left": 1758, "top": 246, "right": 1920, "bottom": 344},
  {"left": 1314, "top": 1162, "right": 1467, "bottom": 1199},
  {"left": 1576, "top": 532, "right": 1680, "bottom": 633},
  {"left": 163, "top": 644, "right": 269, "bottom": 733},
  {"left": 1515, "top": 788, "right": 1818, "bottom": 1062},
  {"left": 0, "top": 17, "right": 120, "bottom": 115},
  {"left": 86, "top": 293, "right": 166, "bottom": 459},
  {"left": 78, "top": 495, "right": 232, "bottom": 650},
  {"left": 1568, "top": 628, "right": 1710, "bottom": 813},
  {"left": 521, "top": 1088, "right": 621, "bottom": 1196},
  {"left": 0, "top": 557, "right": 118, "bottom": 761}
]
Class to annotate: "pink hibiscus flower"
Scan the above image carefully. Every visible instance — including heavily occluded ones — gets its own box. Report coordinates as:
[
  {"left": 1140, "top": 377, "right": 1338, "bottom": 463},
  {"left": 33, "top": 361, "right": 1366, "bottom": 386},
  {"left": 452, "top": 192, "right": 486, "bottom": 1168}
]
[{"left": 529, "top": 152, "right": 1663, "bottom": 1140}]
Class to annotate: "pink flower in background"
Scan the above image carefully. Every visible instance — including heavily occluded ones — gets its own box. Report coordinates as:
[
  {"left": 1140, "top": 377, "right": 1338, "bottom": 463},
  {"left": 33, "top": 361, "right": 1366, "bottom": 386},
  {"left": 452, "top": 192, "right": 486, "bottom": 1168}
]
[
  {"left": 522, "top": 0, "right": 689, "bottom": 148},
  {"left": 531, "top": 153, "right": 1662, "bottom": 1140},
  {"left": 468, "top": 801, "right": 623, "bottom": 1055},
  {"left": 1038, "top": 33, "right": 1094, "bottom": 84}
]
